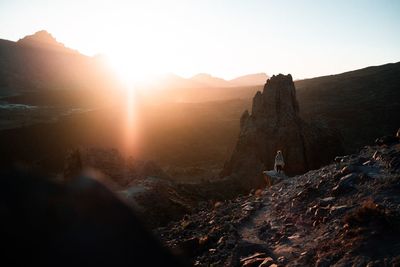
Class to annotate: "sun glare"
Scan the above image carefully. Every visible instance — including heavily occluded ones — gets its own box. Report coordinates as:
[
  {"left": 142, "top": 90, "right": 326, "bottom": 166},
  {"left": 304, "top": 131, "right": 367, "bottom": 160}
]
[
  {"left": 122, "top": 87, "right": 138, "bottom": 156},
  {"left": 103, "top": 52, "right": 145, "bottom": 156},
  {"left": 107, "top": 53, "right": 157, "bottom": 86}
]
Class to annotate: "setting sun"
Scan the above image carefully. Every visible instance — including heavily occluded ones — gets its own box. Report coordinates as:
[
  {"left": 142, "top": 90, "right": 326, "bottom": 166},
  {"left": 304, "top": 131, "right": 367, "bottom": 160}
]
[{"left": 106, "top": 44, "right": 167, "bottom": 85}]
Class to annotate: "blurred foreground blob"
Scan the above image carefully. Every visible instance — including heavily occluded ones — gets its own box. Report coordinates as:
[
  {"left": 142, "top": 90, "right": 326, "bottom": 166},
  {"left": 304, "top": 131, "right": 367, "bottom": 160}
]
[{"left": 0, "top": 168, "right": 187, "bottom": 266}]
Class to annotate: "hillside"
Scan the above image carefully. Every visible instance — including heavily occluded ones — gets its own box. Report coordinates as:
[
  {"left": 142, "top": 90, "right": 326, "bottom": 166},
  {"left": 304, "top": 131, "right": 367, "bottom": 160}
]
[
  {"left": 156, "top": 132, "right": 400, "bottom": 266},
  {"left": 0, "top": 31, "right": 120, "bottom": 106},
  {"left": 296, "top": 62, "right": 400, "bottom": 153}
]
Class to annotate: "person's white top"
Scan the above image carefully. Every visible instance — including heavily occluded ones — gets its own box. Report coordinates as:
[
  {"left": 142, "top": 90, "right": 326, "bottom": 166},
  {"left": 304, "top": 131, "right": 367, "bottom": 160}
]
[{"left": 274, "top": 150, "right": 285, "bottom": 167}]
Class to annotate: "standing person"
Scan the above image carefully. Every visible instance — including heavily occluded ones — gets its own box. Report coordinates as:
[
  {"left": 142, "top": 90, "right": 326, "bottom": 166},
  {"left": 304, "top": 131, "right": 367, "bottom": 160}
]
[{"left": 274, "top": 150, "right": 285, "bottom": 174}]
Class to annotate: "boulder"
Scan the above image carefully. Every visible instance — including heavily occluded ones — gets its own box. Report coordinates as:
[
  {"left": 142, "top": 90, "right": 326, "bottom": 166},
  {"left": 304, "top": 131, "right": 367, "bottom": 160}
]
[{"left": 263, "top": 170, "right": 286, "bottom": 187}]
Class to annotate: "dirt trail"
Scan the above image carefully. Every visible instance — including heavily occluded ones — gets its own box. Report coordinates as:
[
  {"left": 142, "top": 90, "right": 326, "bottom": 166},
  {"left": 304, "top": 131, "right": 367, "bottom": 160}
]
[
  {"left": 238, "top": 178, "right": 324, "bottom": 264},
  {"left": 239, "top": 196, "right": 273, "bottom": 245}
]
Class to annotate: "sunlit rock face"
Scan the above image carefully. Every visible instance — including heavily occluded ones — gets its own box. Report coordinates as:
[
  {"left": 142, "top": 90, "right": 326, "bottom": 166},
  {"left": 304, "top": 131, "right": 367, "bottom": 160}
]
[{"left": 221, "top": 74, "right": 344, "bottom": 190}]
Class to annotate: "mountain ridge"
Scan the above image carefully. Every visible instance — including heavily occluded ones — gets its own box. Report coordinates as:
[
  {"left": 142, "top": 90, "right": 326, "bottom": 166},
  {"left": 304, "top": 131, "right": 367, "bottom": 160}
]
[
  {"left": 229, "top": 73, "right": 269, "bottom": 86},
  {"left": 0, "top": 31, "right": 120, "bottom": 107}
]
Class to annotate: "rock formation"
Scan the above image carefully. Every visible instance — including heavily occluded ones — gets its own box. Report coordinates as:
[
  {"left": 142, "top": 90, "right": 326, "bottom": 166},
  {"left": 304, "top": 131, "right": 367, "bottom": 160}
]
[
  {"left": 157, "top": 130, "right": 400, "bottom": 266},
  {"left": 221, "top": 74, "right": 344, "bottom": 189}
]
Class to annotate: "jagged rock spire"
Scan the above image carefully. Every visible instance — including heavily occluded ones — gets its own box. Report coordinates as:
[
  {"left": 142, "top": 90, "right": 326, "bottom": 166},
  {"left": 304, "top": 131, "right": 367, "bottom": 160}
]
[
  {"left": 221, "top": 74, "right": 344, "bottom": 191},
  {"left": 252, "top": 74, "right": 299, "bottom": 118}
]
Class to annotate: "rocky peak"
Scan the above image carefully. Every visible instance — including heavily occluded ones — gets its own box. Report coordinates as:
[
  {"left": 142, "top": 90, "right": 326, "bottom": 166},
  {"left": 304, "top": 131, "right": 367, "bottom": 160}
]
[
  {"left": 17, "top": 30, "right": 66, "bottom": 50},
  {"left": 251, "top": 74, "right": 299, "bottom": 124},
  {"left": 221, "top": 74, "right": 344, "bottom": 189}
]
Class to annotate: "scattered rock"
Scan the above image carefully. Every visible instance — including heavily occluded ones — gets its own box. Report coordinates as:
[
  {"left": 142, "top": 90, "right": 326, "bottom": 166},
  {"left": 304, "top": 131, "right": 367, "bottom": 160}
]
[
  {"left": 241, "top": 257, "right": 265, "bottom": 267},
  {"left": 214, "top": 201, "right": 223, "bottom": 209},
  {"left": 375, "top": 135, "right": 399, "bottom": 146},
  {"left": 259, "top": 257, "right": 274, "bottom": 267},
  {"left": 156, "top": 132, "right": 400, "bottom": 266},
  {"left": 240, "top": 252, "right": 267, "bottom": 263}
]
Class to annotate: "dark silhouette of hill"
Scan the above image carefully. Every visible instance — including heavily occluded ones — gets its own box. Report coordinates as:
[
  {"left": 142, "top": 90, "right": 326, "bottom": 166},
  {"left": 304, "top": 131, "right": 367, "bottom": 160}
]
[
  {"left": 0, "top": 30, "right": 120, "bottom": 106},
  {"left": 156, "top": 73, "right": 205, "bottom": 89},
  {"left": 296, "top": 62, "right": 400, "bottom": 153},
  {"left": 190, "top": 73, "right": 232, "bottom": 87},
  {"left": 137, "top": 73, "right": 268, "bottom": 103},
  {"left": 17, "top": 30, "right": 71, "bottom": 52},
  {"left": 188, "top": 72, "right": 269, "bottom": 88}
]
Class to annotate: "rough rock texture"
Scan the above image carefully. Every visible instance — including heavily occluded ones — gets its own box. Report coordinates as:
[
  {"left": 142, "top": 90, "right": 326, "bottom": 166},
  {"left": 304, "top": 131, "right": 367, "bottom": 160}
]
[
  {"left": 156, "top": 131, "right": 400, "bottom": 266},
  {"left": 119, "top": 177, "right": 196, "bottom": 228},
  {"left": 221, "top": 74, "right": 344, "bottom": 190}
]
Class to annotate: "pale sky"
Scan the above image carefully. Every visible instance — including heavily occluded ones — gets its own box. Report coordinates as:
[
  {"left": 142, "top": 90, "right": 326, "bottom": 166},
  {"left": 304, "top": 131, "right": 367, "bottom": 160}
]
[{"left": 1, "top": 0, "right": 400, "bottom": 81}]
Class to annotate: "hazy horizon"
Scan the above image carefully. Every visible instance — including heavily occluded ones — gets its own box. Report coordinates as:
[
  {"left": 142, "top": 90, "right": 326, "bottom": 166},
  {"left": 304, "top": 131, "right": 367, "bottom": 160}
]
[{"left": 1, "top": 0, "right": 400, "bottom": 82}]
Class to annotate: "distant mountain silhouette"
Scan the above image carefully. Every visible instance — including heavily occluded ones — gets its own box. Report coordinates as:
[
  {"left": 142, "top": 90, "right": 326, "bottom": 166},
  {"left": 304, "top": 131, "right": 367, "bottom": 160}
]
[
  {"left": 158, "top": 73, "right": 204, "bottom": 89},
  {"left": 229, "top": 73, "right": 269, "bottom": 86},
  {"left": 190, "top": 73, "right": 232, "bottom": 87},
  {"left": 189, "top": 73, "right": 269, "bottom": 88},
  {"left": 145, "top": 73, "right": 269, "bottom": 91}
]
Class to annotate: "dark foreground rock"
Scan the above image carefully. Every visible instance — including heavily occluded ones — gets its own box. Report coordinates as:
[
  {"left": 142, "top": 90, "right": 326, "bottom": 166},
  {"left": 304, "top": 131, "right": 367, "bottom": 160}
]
[
  {"left": 0, "top": 169, "right": 186, "bottom": 266},
  {"left": 156, "top": 132, "right": 400, "bottom": 266},
  {"left": 221, "top": 74, "right": 344, "bottom": 191}
]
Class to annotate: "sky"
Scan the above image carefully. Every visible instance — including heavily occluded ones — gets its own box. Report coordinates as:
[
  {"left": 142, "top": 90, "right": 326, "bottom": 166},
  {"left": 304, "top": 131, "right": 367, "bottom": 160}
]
[{"left": 0, "top": 0, "right": 400, "bottom": 81}]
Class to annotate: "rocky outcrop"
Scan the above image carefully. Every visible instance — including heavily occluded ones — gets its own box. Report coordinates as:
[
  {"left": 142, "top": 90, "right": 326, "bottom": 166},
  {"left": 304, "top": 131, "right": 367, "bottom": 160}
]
[
  {"left": 221, "top": 74, "right": 344, "bottom": 190},
  {"left": 17, "top": 30, "right": 65, "bottom": 48},
  {"left": 263, "top": 170, "right": 287, "bottom": 187},
  {"left": 157, "top": 131, "right": 400, "bottom": 266}
]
